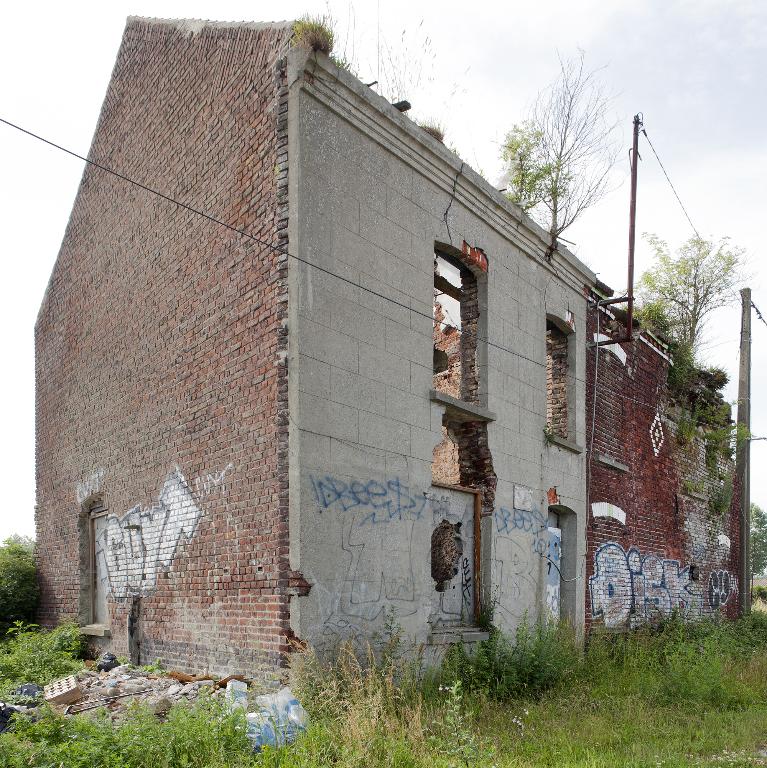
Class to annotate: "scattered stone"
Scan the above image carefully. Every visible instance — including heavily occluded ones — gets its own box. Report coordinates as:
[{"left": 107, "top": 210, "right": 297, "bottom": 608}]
[{"left": 151, "top": 697, "right": 174, "bottom": 716}]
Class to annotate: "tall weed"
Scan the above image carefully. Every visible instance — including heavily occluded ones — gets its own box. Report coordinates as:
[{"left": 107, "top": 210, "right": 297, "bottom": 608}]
[
  {"left": 0, "top": 622, "right": 83, "bottom": 696},
  {"left": 440, "top": 618, "right": 579, "bottom": 700}
]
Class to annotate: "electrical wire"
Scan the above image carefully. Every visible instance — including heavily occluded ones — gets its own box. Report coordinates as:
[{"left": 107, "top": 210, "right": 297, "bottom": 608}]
[
  {"left": 752, "top": 302, "right": 767, "bottom": 330},
  {"left": 0, "top": 115, "right": 717, "bottom": 422},
  {"left": 0, "top": 115, "right": 558, "bottom": 375},
  {"left": 641, "top": 127, "right": 701, "bottom": 240}
]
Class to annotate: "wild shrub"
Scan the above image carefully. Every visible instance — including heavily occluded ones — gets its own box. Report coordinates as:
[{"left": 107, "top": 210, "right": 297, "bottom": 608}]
[
  {"left": 0, "top": 622, "right": 83, "bottom": 696},
  {"left": 0, "top": 537, "right": 38, "bottom": 633},
  {"left": 292, "top": 15, "right": 334, "bottom": 55},
  {"left": 440, "top": 619, "right": 579, "bottom": 700}
]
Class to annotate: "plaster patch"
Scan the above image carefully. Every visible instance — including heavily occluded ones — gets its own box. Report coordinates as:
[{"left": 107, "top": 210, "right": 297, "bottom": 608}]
[
  {"left": 593, "top": 333, "right": 627, "bottom": 365},
  {"left": 76, "top": 469, "right": 106, "bottom": 505},
  {"left": 591, "top": 502, "right": 626, "bottom": 525},
  {"left": 513, "top": 485, "right": 533, "bottom": 512}
]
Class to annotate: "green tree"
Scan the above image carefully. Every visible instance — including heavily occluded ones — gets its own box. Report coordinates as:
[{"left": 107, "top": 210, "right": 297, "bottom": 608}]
[
  {"left": 751, "top": 503, "right": 767, "bottom": 581},
  {"left": 0, "top": 536, "right": 38, "bottom": 632},
  {"left": 638, "top": 234, "right": 746, "bottom": 357},
  {"left": 501, "top": 53, "right": 617, "bottom": 250}
]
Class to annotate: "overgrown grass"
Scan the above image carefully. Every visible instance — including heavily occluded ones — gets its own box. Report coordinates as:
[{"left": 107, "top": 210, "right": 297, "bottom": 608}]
[
  {"left": 292, "top": 15, "right": 334, "bottom": 55},
  {"left": 0, "top": 622, "right": 83, "bottom": 699},
  {"left": 4, "top": 615, "right": 767, "bottom": 766}
]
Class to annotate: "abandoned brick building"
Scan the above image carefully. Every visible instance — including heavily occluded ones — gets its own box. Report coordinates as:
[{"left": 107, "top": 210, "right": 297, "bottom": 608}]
[{"left": 35, "top": 17, "right": 742, "bottom": 679}]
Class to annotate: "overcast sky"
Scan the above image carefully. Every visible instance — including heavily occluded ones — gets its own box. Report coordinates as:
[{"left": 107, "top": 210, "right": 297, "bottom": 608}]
[{"left": 1, "top": 0, "right": 765, "bottom": 540}]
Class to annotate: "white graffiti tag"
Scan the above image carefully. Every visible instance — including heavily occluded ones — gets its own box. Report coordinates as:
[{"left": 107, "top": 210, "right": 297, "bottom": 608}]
[
  {"left": 590, "top": 543, "right": 700, "bottom": 628},
  {"left": 95, "top": 467, "right": 202, "bottom": 599}
]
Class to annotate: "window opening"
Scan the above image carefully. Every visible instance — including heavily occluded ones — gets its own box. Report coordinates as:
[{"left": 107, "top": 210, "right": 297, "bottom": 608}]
[
  {"left": 546, "top": 319, "right": 570, "bottom": 439},
  {"left": 433, "top": 253, "right": 478, "bottom": 403}
]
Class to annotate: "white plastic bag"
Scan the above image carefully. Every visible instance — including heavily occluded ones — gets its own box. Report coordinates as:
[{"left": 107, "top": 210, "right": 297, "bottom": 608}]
[
  {"left": 225, "top": 679, "right": 248, "bottom": 711},
  {"left": 245, "top": 687, "right": 307, "bottom": 751}
]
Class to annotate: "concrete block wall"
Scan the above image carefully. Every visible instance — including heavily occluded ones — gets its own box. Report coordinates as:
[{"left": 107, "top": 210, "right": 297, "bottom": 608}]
[
  {"left": 35, "top": 18, "right": 295, "bottom": 678},
  {"left": 286, "top": 51, "right": 595, "bottom": 650},
  {"left": 585, "top": 303, "right": 741, "bottom": 630}
]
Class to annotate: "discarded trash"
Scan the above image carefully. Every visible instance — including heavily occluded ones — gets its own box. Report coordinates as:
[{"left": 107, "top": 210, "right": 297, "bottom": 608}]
[
  {"left": 97, "top": 652, "right": 119, "bottom": 672},
  {"left": 225, "top": 679, "right": 248, "bottom": 711},
  {"left": 245, "top": 688, "right": 307, "bottom": 752},
  {"left": 12, "top": 684, "right": 42, "bottom": 706},
  {"left": 44, "top": 675, "right": 83, "bottom": 705},
  {"left": 0, "top": 704, "right": 20, "bottom": 734}
]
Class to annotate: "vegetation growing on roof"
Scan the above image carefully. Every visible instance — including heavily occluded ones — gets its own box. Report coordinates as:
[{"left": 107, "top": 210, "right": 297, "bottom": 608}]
[
  {"left": 417, "top": 119, "right": 445, "bottom": 144},
  {"left": 292, "top": 15, "right": 334, "bottom": 55}
]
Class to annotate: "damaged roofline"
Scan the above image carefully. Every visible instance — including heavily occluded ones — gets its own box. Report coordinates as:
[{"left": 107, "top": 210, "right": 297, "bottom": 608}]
[{"left": 287, "top": 48, "right": 599, "bottom": 293}]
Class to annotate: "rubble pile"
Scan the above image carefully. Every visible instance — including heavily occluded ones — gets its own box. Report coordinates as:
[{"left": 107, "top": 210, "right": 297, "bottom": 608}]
[
  {"left": 1, "top": 662, "right": 241, "bottom": 727},
  {"left": 65, "top": 665, "right": 228, "bottom": 716},
  {"left": 1, "top": 654, "right": 308, "bottom": 750}
]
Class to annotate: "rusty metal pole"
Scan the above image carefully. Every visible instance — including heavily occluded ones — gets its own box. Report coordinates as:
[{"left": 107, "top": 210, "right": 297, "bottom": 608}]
[{"left": 625, "top": 114, "right": 642, "bottom": 341}]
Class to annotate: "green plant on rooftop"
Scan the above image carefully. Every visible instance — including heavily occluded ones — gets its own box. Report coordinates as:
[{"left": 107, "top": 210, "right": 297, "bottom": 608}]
[
  {"left": 417, "top": 119, "right": 445, "bottom": 144},
  {"left": 292, "top": 15, "right": 334, "bottom": 55}
]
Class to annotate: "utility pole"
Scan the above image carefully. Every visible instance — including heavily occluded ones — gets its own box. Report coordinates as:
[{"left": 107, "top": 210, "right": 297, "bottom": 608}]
[
  {"left": 737, "top": 287, "right": 752, "bottom": 615},
  {"left": 625, "top": 113, "right": 642, "bottom": 339}
]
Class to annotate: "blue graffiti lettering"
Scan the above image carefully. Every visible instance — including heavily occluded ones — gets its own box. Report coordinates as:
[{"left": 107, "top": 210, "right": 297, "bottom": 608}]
[{"left": 310, "top": 475, "right": 428, "bottom": 525}]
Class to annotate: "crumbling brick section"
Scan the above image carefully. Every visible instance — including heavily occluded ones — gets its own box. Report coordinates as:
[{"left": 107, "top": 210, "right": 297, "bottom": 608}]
[
  {"left": 459, "top": 270, "right": 480, "bottom": 404},
  {"left": 433, "top": 303, "right": 461, "bottom": 399},
  {"left": 35, "top": 19, "right": 296, "bottom": 680},
  {"left": 546, "top": 323, "right": 568, "bottom": 438}
]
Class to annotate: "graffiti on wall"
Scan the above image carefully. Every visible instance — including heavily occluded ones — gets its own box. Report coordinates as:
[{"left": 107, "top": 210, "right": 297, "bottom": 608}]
[
  {"left": 310, "top": 475, "right": 428, "bottom": 525},
  {"left": 306, "top": 475, "right": 477, "bottom": 646},
  {"left": 492, "top": 490, "right": 552, "bottom": 624},
  {"left": 95, "top": 467, "right": 204, "bottom": 600},
  {"left": 309, "top": 474, "right": 424, "bottom": 624},
  {"left": 708, "top": 569, "right": 736, "bottom": 609},
  {"left": 590, "top": 542, "right": 737, "bottom": 628},
  {"left": 194, "top": 463, "right": 234, "bottom": 498}
]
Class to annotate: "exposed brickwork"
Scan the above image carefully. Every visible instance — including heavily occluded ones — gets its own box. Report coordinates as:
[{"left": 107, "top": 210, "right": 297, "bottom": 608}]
[
  {"left": 432, "top": 423, "right": 460, "bottom": 487},
  {"left": 35, "top": 19, "right": 295, "bottom": 679},
  {"left": 585, "top": 299, "right": 741, "bottom": 631},
  {"left": 546, "top": 324, "right": 569, "bottom": 439},
  {"left": 433, "top": 303, "right": 461, "bottom": 399},
  {"left": 459, "top": 268, "right": 480, "bottom": 404}
]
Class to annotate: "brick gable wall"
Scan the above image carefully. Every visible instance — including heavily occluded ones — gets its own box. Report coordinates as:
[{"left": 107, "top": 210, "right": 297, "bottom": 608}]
[{"left": 35, "top": 19, "right": 294, "bottom": 678}]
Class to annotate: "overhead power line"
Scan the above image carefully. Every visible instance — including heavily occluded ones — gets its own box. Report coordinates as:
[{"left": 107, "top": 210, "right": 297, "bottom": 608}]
[
  {"left": 0, "top": 115, "right": 547, "bottom": 371},
  {"left": 641, "top": 127, "right": 701, "bottom": 240},
  {"left": 752, "top": 302, "right": 767, "bottom": 330},
  {"left": 0, "top": 115, "right": 727, "bottom": 420}
]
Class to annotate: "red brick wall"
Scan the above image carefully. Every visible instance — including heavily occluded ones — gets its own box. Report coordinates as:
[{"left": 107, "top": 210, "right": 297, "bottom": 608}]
[
  {"left": 35, "top": 19, "right": 295, "bottom": 678},
  {"left": 585, "top": 301, "right": 741, "bottom": 631}
]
